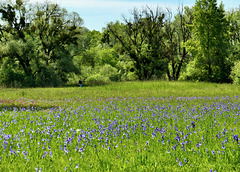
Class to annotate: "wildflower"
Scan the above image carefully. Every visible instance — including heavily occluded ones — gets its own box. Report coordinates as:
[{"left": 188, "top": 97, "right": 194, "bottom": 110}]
[
  {"left": 191, "top": 121, "right": 195, "bottom": 128},
  {"left": 179, "top": 162, "right": 183, "bottom": 166},
  {"left": 49, "top": 151, "right": 53, "bottom": 158},
  {"left": 42, "top": 151, "right": 47, "bottom": 159},
  {"left": 64, "top": 147, "right": 69, "bottom": 154},
  {"left": 146, "top": 140, "right": 149, "bottom": 146},
  {"left": 175, "top": 134, "right": 180, "bottom": 142},
  {"left": 212, "top": 150, "right": 215, "bottom": 155},
  {"left": 79, "top": 147, "right": 83, "bottom": 153},
  {"left": 233, "top": 135, "right": 238, "bottom": 142},
  {"left": 75, "top": 164, "right": 79, "bottom": 169}
]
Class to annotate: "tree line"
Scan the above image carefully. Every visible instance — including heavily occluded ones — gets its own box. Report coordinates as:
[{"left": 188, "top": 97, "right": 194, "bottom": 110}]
[{"left": 0, "top": 0, "right": 239, "bottom": 87}]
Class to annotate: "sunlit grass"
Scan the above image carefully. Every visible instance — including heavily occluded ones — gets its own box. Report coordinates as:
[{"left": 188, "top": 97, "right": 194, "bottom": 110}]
[
  {"left": 0, "top": 81, "right": 239, "bottom": 171},
  {"left": 0, "top": 81, "right": 239, "bottom": 101}
]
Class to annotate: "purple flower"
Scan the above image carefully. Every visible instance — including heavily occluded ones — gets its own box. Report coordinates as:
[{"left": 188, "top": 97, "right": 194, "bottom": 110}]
[
  {"left": 42, "top": 151, "right": 48, "bottom": 158},
  {"left": 146, "top": 140, "right": 149, "bottom": 146},
  {"left": 233, "top": 135, "right": 238, "bottom": 142},
  {"left": 191, "top": 121, "right": 195, "bottom": 128},
  {"left": 212, "top": 150, "right": 215, "bottom": 155},
  {"left": 79, "top": 147, "right": 83, "bottom": 152},
  {"left": 179, "top": 162, "right": 183, "bottom": 166},
  {"left": 75, "top": 164, "right": 79, "bottom": 169},
  {"left": 49, "top": 151, "right": 53, "bottom": 158}
]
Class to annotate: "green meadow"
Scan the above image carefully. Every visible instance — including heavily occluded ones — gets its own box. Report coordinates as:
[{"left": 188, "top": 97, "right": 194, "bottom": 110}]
[
  {"left": 1, "top": 81, "right": 239, "bottom": 101},
  {"left": 0, "top": 81, "right": 240, "bottom": 171}
]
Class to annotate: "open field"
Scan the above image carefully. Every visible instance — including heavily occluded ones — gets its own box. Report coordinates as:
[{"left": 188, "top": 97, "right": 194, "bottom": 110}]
[{"left": 0, "top": 81, "right": 240, "bottom": 171}]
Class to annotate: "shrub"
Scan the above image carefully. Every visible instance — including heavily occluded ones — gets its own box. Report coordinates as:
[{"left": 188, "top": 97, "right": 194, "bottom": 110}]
[
  {"left": 35, "top": 66, "right": 61, "bottom": 87},
  {"left": 179, "top": 60, "right": 207, "bottom": 81},
  {"left": 0, "top": 60, "right": 25, "bottom": 87},
  {"left": 81, "top": 64, "right": 120, "bottom": 85},
  {"left": 85, "top": 73, "right": 110, "bottom": 85},
  {"left": 230, "top": 61, "right": 240, "bottom": 84},
  {"left": 98, "top": 64, "right": 120, "bottom": 81}
]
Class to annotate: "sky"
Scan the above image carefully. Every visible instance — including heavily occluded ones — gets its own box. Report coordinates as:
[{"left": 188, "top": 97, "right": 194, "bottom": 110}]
[{"left": 28, "top": 0, "right": 240, "bottom": 32}]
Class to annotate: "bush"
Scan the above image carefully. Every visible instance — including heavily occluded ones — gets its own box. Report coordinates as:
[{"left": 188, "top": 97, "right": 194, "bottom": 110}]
[
  {"left": 80, "top": 64, "right": 120, "bottom": 85},
  {"left": 98, "top": 64, "right": 120, "bottom": 81},
  {"left": 35, "top": 66, "right": 61, "bottom": 87},
  {"left": 0, "top": 60, "right": 26, "bottom": 87},
  {"left": 120, "top": 72, "right": 138, "bottom": 81},
  {"left": 179, "top": 60, "right": 207, "bottom": 81},
  {"left": 85, "top": 74, "right": 110, "bottom": 85},
  {"left": 116, "top": 55, "right": 138, "bottom": 81},
  {"left": 230, "top": 61, "right": 240, "bottom": 84}
]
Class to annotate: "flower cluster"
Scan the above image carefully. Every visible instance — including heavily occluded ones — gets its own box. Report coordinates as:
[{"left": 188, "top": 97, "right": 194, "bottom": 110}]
[{"left": 0, "top": 96, "right": 239, "bottom": 171}]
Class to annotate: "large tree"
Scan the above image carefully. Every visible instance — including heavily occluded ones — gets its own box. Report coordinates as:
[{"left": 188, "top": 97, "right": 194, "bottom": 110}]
[
  {"left": 227, "top": 7, "right": 240, "bottom": 61},
  {"left": 107, "top": 6, "right": 167, "bottom": 80},
  {"left": 164, "top": 6, "right": 193, "bottom": 81},
  {"left": 0, "top": 0, "right": 83, "bottom": 87},
  {"left": 187, "top": 0, "right": 230, "bottom": 82}
]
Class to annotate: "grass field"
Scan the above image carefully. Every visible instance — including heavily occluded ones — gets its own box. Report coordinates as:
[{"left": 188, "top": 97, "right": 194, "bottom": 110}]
[{"left": 0, "top": 81, "right": 240, "bottom": 171}]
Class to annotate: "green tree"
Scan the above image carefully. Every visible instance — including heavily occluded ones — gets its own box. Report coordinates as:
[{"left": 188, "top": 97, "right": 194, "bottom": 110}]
[
  {"left": 164, "top": 6, "right": 193, "bottom": 81},
  {"left": 228, "top": 7, "right": 240, "bottom": 84},
  {"left": 0, "top": 0, "right": 83, "bottom": 87},
  {"left": 107, "top": 6, "right": 167, "bottom": 80},
  {"left": 186, "top": 0, "right": 230, "bottom": 82},
  {"left": 0, "top": 0, "right": 37, "bottom": 86},
  {"left": 227, "top": 7, "right": 240, "bottom": 62}
]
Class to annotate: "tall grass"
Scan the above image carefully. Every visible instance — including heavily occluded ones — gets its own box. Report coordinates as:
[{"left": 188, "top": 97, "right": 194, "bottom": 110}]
[{"left": 0, "top": 81, "right": 239, "bottom": 101}]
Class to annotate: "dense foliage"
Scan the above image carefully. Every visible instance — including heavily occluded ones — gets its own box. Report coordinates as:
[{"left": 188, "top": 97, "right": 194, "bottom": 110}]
[{"left": 0, "top": 0, "right": 240, "bottom": 87}]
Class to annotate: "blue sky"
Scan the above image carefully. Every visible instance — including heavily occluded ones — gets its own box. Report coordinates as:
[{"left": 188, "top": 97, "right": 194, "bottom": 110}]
[{"left": 29, "top": 0, "right": 239, "bottom": 32}]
